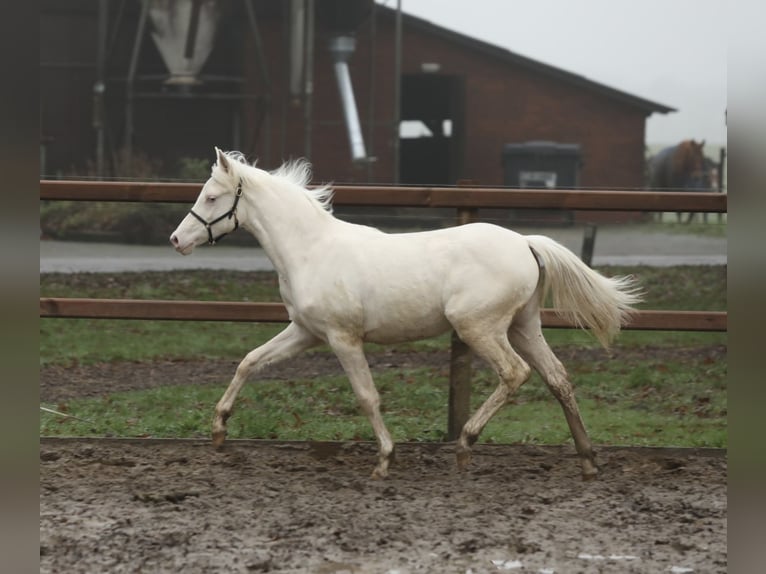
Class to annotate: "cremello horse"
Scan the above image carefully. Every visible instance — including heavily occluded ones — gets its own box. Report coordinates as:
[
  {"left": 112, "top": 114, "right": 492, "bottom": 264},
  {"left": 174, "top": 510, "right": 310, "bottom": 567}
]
[{"left": 170, "top": 148, "right": 641, "bottom": 480}]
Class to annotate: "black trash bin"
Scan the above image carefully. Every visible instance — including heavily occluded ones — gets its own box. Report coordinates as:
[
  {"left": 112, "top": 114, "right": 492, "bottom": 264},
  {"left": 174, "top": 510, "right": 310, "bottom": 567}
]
[{"left": 502, "top": 141, "right": 582, "bottom": 225}]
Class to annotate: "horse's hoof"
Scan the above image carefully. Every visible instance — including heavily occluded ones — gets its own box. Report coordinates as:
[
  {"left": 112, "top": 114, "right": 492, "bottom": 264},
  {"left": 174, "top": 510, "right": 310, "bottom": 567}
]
[
  {"left": 371, "top": 467, "right": 388, "bottom": 480},
  {"left": 211, "top": 429, "right": 227, "bottom": 450},
  {"left": 582, "top": 469, "right": 599, "bottom": 481},
  {"left": 580, "top": 457, "right": 599, "bottom": 481},
  {"left": 456, "top": 447, "right": 472, "bottom": 471}
]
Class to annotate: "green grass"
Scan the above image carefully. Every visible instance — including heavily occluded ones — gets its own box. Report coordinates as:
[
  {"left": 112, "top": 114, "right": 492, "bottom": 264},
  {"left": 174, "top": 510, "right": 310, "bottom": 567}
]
[
  {"left": 40, "top": 271, "right": 285, "bottom": 366},
  {"left": 40, "top": 353, "right": 727, "bottom": 448},
  {"left": 40, "top": 319, "right": 286, "bottom": 366},
  {"left": 40, "top": 266, "right": 726, "bottom": 365},
  {"left": 40, "top": 266, "right": 727, "bottom": 447}
]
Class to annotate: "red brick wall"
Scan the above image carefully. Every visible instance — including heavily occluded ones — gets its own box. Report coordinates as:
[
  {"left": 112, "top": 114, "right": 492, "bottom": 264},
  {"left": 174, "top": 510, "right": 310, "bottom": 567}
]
[
  {"left": 41, "top": 2, "right": 650, "bottom": 192},
  {"left": 244, "top": 10, "right": 650, "bottom": 190}
]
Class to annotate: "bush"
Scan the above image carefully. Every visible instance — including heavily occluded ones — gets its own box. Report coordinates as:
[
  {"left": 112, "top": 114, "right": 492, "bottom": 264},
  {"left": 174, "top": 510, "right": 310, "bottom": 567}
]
[{"left": 41, "top": 151, "right": 212, "bottom": 244}]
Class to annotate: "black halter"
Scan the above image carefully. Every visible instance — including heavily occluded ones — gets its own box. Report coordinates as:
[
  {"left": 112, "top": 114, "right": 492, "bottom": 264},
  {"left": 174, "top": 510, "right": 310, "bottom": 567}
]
[{"left": 189, "top": 179, "right": 243, "bottom": 245}]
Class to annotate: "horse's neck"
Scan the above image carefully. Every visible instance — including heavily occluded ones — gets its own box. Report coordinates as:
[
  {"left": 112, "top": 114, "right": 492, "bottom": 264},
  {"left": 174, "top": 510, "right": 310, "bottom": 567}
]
[{"left": 240, "top": 176, "right": 335, "bottom": 275}]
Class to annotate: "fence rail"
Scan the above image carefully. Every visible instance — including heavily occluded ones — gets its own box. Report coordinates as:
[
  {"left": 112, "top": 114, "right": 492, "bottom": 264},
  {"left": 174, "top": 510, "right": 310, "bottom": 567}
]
[
  {"left": 40, "top": 179, "right": 727, "bottom": 439},
  {"left": 40, "top": 298, "right": 727, "bottom": 332},
  {"left": 40, "top": 180, "right": 727, "bottom": 212}
]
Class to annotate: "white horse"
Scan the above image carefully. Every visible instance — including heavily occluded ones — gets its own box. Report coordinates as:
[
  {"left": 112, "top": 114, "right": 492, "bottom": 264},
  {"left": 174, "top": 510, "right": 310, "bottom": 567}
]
[{"left": 170, "top": 148, "right": 642, "bottom": 480}]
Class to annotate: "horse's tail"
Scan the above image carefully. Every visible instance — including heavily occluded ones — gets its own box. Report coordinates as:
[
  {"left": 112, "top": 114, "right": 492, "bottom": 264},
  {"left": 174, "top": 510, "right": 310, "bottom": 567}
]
[{"left": 525, "top": 235, "right": 643, "bottom": 348}]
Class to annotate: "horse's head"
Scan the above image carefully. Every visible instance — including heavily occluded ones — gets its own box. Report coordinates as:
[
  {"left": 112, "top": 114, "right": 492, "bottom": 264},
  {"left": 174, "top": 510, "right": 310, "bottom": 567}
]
[
  {"left": 678, "top": 139, "right": 709, "bottom": 189},
  {"left": 170, "top": 147, "right": 244, "bottom": 255}
]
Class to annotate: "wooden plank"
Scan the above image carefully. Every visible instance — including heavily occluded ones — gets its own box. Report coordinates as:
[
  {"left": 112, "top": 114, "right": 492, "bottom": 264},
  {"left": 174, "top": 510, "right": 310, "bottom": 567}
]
[
  {"left": 540, "top": 309, "right": 727, "bottom": 332},
  {"left": 39, "top": 298, "right": 290, "bottom": 322},
  {"left": 40, "top": 180, "right": 728, "bottom": 212},
  {"left": 331, "top": 186, "right": 433, "bottom": 207},
  {"left": 40, "top": 298, "right": 727, "bottom": 332},
  {"left": 40, "top": 180, "right": 199, "bottom": 203},
  {"left": 429, "top": 187, "right": 728, "bottom": 212}
]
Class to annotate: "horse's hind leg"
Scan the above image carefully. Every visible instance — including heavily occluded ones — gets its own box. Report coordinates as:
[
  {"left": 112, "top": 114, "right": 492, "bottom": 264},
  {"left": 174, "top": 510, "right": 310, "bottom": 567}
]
[
  {"left": 509, "top": 311, "right": 598, "bottom": 480},
  {"left": 212, "top": 322, "right": 320, "bottom": 448},
  {"left": 328, "top": 333, "right": 394, "bottom": 480},
  {"left": 454, "top": 328, "right": 532, "bottom": 471}
]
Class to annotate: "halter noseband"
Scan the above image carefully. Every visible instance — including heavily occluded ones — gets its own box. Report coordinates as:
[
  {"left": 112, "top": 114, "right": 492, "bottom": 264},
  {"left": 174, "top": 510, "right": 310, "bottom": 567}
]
[{"left": 189, "top": 179, "right": 243, "bottom": 245}]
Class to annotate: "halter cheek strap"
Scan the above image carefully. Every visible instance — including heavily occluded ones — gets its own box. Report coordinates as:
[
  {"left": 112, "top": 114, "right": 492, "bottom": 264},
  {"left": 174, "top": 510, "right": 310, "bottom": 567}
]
[{"left": 189, "top": 179, "right": 243, "bottom": 245}]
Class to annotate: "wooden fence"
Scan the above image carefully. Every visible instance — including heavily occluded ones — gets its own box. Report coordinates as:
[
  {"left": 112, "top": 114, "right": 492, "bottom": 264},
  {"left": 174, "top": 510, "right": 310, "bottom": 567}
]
[
  {"left": 41, "top": 180, "right": 727, "bottom": 211},
  {"left": 40, "top": 180, "right": 727, "bottom": 438}
]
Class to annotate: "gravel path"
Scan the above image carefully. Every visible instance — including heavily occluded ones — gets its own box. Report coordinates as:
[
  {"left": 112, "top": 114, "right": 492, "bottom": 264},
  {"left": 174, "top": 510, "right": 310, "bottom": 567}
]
[{"left": 40, "top": 226, "right": 726, "bottom": 273}]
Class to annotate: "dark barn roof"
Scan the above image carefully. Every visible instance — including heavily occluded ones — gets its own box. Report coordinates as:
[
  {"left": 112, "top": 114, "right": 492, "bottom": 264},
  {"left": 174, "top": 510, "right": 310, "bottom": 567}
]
[{"left": 380, "top": 6, "right": 675, "bottom": 116}]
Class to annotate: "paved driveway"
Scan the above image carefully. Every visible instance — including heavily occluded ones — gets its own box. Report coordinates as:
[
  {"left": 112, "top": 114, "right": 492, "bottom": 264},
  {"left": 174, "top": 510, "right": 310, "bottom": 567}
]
[{"left": 40, "top": 226, "right": 726, "bottom": 273}]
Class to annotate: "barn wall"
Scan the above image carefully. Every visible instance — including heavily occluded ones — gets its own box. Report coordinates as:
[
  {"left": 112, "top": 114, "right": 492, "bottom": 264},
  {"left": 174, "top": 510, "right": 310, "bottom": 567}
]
[
  {"left": 40, "top": 1, "right": 99, "bottom": 176},
  {"left": 41, "top": 1, "right": 652, "bottom": 191},
  {"left": 242, "top": 6, "right": 401, "bottom": 184},
  {"left": 243, "top": 7, "right": 650, "bottom": 188},
  {"left": 391, "top": 20, "right": 648, "bottom": 189}
]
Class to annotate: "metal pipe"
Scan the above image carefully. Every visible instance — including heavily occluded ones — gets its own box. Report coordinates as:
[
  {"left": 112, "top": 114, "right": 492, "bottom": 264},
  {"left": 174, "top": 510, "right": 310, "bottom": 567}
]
[
  {"left": 328, "top": 35, "right": 366, "bottom": 162},
  {"left": 280, "top": 6, "right": 289, "bottom": 159},
  {"left": 184, "top": 0, "right": 203, "bottom": 59},
  {"left": 95, "top": 0, "right": 108, "bottom": 178},
  {"left": 125, "top": 0, "right": 150, "bottom": 167},
  {"left": 289, "top": 0, "right": 305, "bottom": 99},
  {"left": 392, "top": 0, "right": 402, "bottom": 182},
  {"left": 244, "top": 0, "right": 272, "bottom": 163},
  {"left": 245, "top": 1, "right": 272, "bottom": 91},
  {"left": 366, "top": 3, "right": 377, "bottom": 181},
  {"left": 303, "top": 0, "right": 315, "bottom": 159}
]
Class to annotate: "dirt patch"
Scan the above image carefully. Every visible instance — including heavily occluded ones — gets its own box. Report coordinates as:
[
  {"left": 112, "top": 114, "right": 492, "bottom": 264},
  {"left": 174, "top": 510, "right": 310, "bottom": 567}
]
[
  {"left": 40, "top": 341, "right": 727, "bottom": 571},
  {"left": 39, "top": 349, "right": 442, "bottom": 403},
  {"left": 40, "top": 345, "right": 726, "bottom": 404},
  {"left": 40, "top": 437, "right": 726, "bottom": 573}
]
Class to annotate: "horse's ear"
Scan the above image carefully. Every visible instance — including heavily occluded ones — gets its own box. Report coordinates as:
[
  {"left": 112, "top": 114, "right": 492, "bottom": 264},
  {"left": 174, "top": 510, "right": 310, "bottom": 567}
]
[{"left": 215, "top": 147, "right": 230, "bottom": 173}]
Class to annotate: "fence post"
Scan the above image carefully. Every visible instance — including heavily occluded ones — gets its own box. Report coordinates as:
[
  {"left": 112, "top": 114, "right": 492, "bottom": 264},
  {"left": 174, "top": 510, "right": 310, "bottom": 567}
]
[
  {"left": 447, "top": 202, "right": 478, "bottom": 441},
  {"left": 448, "top": 330, "right": 473, "bottom": 441},
  {"left": 718, "top": 147, "right": 726, "bottom": 224},
  {"left": 580, "top": 223, "right": 597, "bottom": 267}
]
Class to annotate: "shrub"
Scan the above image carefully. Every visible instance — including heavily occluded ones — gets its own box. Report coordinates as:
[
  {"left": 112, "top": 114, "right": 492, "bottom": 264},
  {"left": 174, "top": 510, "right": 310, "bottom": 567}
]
[{"left": 41, "top": 150, "right": 211, "bottom": 244}]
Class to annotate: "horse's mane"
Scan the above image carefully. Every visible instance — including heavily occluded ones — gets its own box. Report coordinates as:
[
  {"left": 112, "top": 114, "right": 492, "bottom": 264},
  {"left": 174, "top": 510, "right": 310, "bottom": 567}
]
[{"left": 216, "top": 151, "right": 334, "bottom": 213}]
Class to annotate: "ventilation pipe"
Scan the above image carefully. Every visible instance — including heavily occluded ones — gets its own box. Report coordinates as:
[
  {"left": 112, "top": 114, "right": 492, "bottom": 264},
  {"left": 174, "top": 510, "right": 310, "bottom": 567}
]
[
  {"left": 328, "top": 35, "right": 368, "bottom": 162},
  {"left": 289, "top": 0, "right": 306, "bottom": 99}
]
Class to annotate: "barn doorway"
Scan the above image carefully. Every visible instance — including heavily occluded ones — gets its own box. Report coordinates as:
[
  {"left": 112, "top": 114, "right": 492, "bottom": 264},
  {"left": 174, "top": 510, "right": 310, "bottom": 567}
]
[{"left": 399, "top": 74, "right": 465, "bottom": 185}]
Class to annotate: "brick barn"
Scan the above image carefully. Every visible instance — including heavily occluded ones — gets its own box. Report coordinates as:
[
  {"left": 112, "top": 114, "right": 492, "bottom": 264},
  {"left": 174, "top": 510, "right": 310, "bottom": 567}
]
[{"left": 41, "top": 0, "right": 672, "bottom": 192}]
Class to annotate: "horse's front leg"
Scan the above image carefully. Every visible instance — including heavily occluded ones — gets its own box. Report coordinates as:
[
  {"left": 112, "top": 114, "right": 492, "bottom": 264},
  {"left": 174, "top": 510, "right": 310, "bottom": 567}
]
[
  {"left": 328, "top": 333, "right": 394, "bottom": 479},
  {"left": 212, "top": 322, "right": 320, "bottom": 448}
]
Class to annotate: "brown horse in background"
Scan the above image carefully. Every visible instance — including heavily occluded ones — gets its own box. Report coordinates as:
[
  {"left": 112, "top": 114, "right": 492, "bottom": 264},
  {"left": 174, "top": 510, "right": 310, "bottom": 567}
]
[{"left": 647, "top": 139, "right": 715, "bottom": 223}]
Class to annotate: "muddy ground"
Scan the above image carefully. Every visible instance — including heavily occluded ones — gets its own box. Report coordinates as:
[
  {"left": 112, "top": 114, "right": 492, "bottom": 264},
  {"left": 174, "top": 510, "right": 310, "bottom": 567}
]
[
  {"left": 40, "top": 436, "right": 726, "bottom": 574},
  {"left": 40, "top": 347, "right": 727, "bottom": 573}
]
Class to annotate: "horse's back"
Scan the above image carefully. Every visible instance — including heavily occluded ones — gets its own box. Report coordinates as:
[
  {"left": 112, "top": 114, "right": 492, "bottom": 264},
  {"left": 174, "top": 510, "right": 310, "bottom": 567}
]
[
  {"left": 648, "top": 145, "right": 677, "bottom": 188},
  {"left": 292, "top": 222, "right": 540, "bottom": 344},
  {"left": 360, "top": 222, "right": 534, "bottom": 278}
]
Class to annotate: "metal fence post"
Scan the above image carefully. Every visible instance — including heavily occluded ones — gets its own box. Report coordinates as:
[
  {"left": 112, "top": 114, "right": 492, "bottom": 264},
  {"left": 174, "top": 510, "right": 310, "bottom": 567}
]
[
  {"left": 447, "top": 204, "right": 478, "bottom": 441},
  {"left": 580, "top": 223, "right": 597, "bottom": 267}
]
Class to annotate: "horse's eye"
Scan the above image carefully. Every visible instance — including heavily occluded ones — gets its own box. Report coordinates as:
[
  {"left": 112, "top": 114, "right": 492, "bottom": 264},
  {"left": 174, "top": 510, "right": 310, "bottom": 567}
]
[{"left": 206, "top": 196, "right": 217, "bottom": 203}]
